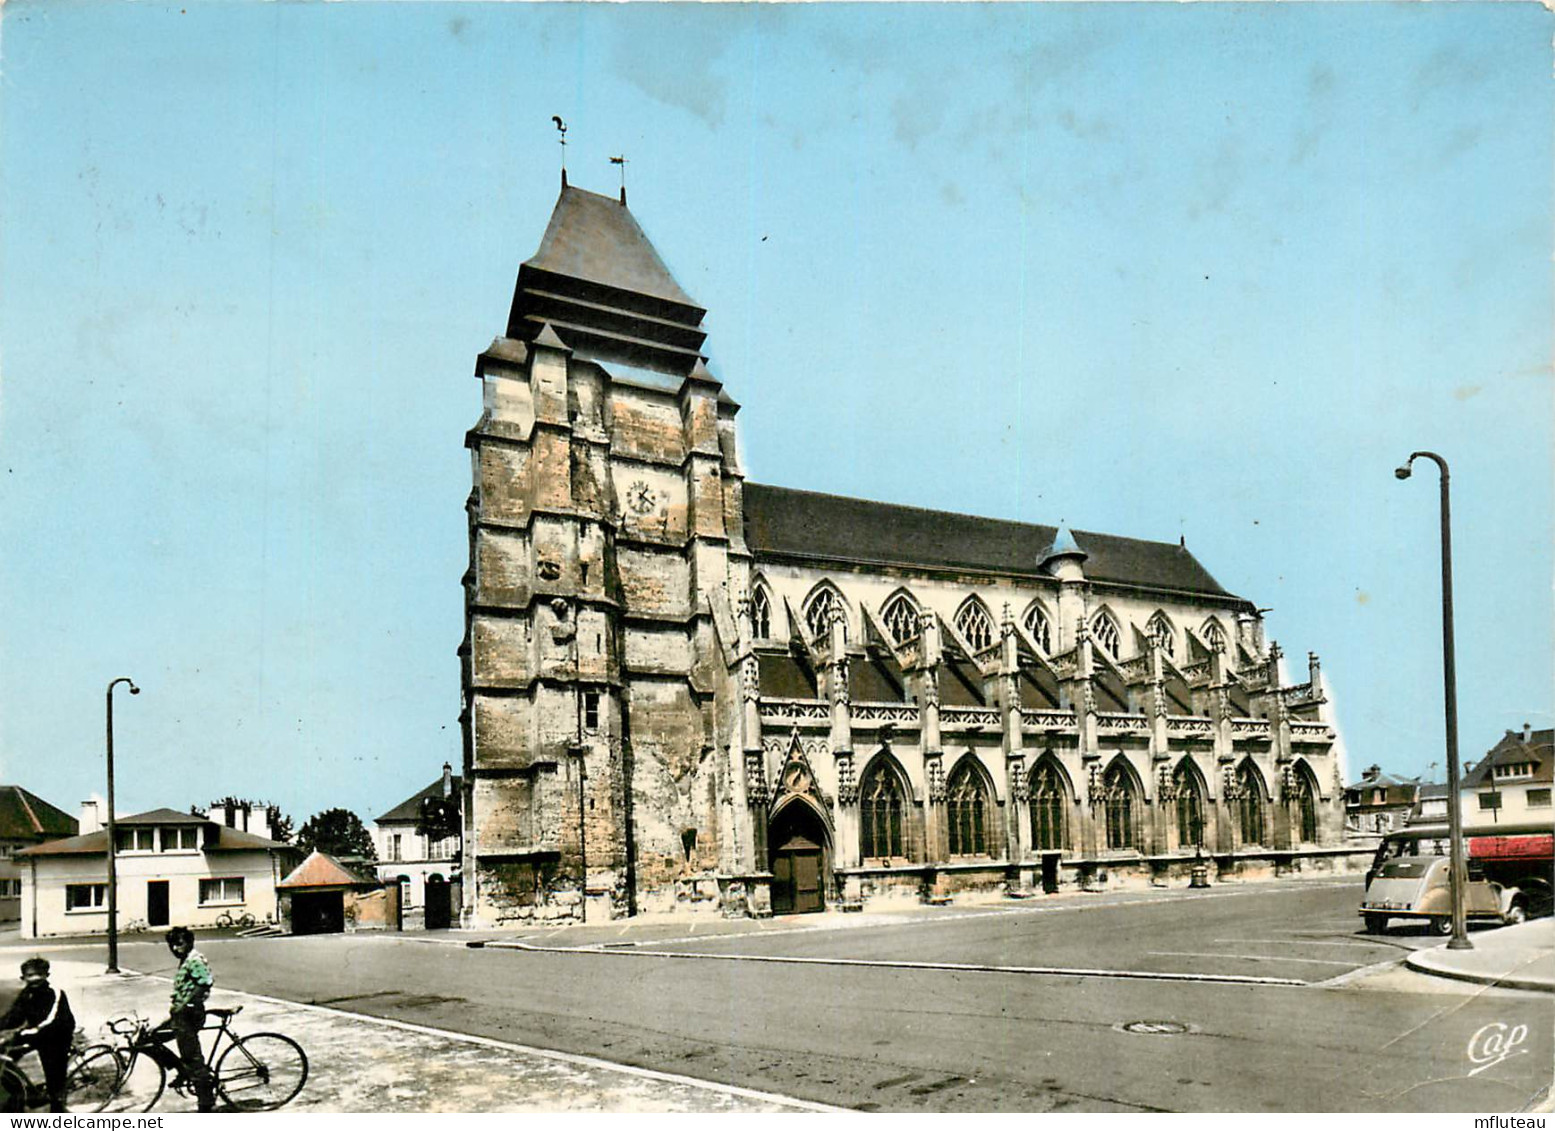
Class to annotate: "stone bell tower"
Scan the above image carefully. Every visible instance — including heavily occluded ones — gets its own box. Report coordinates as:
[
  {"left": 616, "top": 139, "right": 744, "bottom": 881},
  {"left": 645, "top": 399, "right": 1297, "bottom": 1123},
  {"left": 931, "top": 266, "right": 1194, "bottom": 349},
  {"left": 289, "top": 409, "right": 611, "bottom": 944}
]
[{"left": 459, "top": 180, "right": 750, "bottom": 925}]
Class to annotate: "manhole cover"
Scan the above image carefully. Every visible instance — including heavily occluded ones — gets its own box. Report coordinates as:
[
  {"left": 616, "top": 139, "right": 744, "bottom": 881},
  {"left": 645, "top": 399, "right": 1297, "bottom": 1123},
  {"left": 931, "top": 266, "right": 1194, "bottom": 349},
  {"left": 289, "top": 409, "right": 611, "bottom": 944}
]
[{"left": 1114, "top": 1020, "right": 1196, "bottom": 1035}]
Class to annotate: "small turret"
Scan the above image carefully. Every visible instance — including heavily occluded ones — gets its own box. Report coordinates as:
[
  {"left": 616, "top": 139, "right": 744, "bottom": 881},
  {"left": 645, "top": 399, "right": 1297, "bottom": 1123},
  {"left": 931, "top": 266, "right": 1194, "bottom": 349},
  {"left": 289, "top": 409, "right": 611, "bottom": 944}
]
[{"left": 1040, "top": 524, "right": 1088, "bottom": 581}]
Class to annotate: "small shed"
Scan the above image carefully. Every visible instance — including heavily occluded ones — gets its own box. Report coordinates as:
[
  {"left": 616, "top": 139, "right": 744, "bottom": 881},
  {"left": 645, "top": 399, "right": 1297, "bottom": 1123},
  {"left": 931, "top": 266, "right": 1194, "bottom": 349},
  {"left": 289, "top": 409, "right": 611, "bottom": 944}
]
[{"left": 276, "top": 850, "right": 395, "bottom": 935}]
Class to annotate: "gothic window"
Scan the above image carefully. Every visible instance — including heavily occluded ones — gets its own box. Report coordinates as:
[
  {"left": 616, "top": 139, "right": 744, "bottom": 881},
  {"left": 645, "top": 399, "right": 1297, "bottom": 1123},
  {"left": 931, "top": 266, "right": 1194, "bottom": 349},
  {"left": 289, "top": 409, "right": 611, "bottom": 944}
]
[
  {"left": 859, "top": 761, "right": 905, "bottom": 860},
  {"left": 1174, "top": 763, "right": 1205, "bottom": 849},
  {"left": 946, "top": 761, "right": 990, "bottom": 856},
  {"left": 1030, "top": 762, "right": 1067, "bottom": 851},
  {"left": 1296, "top": 770, "right": 1319, "bottom": 844},
  {"left": 1201, "top": 617, "right": 1226, "bottom": 652},
  {"left": 751, "top": 585, "right": 773, "bottom": 639},
  {"left": 1238, "top": 763, "right": 1266, "bottom": 846},
  {"left": 803, "top": 586, "right": 844, "bottom": 642},
  {"left": 1103, "top": 763, "right": 1136, "bottom": 851},
  {"left": 955, "top": 599, "right": 995, "bottom": 651},
  {"left": 1023, "top": 603, "right": 1053, "bottom": 653},
  {"left": 1147, "top": 612, "right": 1176, "bottom": 658},
  {"left": 1091, "top": 611, "right": 1121, "bottom": 658},
  {"left": 881, "top": 592, "right": 920, "bottom": 647}
]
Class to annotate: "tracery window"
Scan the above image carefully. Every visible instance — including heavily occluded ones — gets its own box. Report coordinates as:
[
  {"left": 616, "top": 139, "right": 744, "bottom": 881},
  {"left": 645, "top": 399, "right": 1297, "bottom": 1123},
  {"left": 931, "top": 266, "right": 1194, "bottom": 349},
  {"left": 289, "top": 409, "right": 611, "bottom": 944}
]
[
  {"left": 1201, "top": 618, "right": 1226, "bottom": 652},
  {"left": 1091, "top": 611, "right": 1121, "bottom": 658},
  {"left": 1103, "top": 763, "right": 1136, "bottom": 851},
  {"left": 1146, "top": 612, "right": 1175, "bottom": 658},
  {"left": 1030, "top": 763, "right": 1066, "bottom": 851},
  {"left": 881, "top": 593, "right": 920, "bottom": 647},
  {"left": 859, "top": 761, "right": 906, "bottom": 860},
  {"left": 946, "top": 762, "right": 990, "bottom": 856},
  {"left": 955, "top": 600, "right": 995, "bottom": 651},
  {"left": 1295, "top": 771, "right": 1318, "bottom": 844},
  {"left": 1174, "top": 764, "right": 1205, "bottom": 849},
  {"left": 1023, "top": 604, "right": 1052, "bottom": 653},
  {"left": 804, "top": 587, "right": 843, "bottom": 641},
  {"left": 1238, "top": 763, "right": 1265, "bottom": 846},
  {"left": 751, "top": 585, "right": 773, "bottom": 639}
]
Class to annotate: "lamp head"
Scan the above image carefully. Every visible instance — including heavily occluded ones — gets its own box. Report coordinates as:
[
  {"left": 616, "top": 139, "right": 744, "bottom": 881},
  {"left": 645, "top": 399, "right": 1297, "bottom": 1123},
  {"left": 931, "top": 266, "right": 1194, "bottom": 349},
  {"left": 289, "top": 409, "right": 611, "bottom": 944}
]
[
  {"left": 129, "top": 684, "right": 140, "bottom": 695},
  {"left": 1394, "top": 465, "right": 1412, "bottom": 480}
]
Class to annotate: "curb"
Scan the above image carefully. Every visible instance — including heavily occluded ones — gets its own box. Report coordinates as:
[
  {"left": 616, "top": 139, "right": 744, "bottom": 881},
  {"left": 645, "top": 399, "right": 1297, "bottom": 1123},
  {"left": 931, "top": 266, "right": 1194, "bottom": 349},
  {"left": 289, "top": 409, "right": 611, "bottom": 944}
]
[{"left": 1402, "top": 950, "right": 1555, "bottom": 994}]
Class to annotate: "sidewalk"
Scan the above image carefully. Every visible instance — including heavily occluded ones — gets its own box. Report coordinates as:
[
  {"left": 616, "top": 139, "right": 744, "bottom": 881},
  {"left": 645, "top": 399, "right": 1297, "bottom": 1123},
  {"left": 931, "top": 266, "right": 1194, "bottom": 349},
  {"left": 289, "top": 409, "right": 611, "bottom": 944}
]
[
  {"left": 43, "top": 960, "right": 834, "bottom": 1113},
  {"left": 1403, "top": 918, "right": 1555, "bottom": 993}
]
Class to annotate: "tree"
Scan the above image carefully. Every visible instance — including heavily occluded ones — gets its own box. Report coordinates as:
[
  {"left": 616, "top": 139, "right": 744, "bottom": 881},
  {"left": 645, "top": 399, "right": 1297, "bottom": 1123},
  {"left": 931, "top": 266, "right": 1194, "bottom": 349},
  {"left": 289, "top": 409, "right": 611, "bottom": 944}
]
[
  {"left": 295, "top": 808, "right": 377, "bottom": 861},
  {"left": 416, "top": 795, "right": 461, "bottom": 845}
]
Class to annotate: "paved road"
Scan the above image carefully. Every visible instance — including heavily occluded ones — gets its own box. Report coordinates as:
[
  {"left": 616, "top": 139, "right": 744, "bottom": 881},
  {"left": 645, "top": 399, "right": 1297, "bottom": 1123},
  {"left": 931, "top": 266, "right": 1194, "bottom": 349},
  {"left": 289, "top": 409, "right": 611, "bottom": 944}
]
[{"left": 23, "top": 880, "right": 1554, "bottom": 1113}]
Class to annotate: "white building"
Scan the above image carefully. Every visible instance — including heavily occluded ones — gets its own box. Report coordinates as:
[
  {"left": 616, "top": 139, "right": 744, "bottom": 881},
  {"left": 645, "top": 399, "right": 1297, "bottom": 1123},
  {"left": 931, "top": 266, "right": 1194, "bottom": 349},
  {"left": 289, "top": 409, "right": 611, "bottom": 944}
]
[
  {"left": 1461, "top": 727, "right": 1553, "bottom": 831},
  {"left": 372, "top": 765, "right": 461, "bottom": 916},
  {"left": 16, "top": 806, "right": 287, "bottom": 939}
]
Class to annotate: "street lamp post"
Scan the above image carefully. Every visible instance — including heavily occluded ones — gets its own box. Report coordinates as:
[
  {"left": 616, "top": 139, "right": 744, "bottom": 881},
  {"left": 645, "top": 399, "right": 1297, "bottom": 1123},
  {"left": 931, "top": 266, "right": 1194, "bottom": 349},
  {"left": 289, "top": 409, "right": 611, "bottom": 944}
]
[
  {"left": 105, "top": 677, "right": 140, "bottom": 973},
  {"left": 1395, "top": 452, "right": 1472, "bottom": 950}
]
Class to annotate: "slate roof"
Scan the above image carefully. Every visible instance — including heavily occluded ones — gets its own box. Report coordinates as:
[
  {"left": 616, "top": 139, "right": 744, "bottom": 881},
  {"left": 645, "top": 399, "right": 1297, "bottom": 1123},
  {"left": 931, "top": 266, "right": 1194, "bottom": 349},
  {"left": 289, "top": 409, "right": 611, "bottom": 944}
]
[
  {"left": 1462, "top": 728, "right": 1553, "bottom": 789},
  {"left": 743, "top": 483, "right": 1242, "bottom": 602},
  {"left": 377, "top": 774, "right": 464, "bottom": 824},
  {"left": 506, "top": 186, "right": 709, "bottom": 374},
  {"left": 0, "top": 786, "right": 78, "bottom": 842},
  {"left": 17, "top": 812, "right": 286, "bottom": 857},
  {"left": 117, "top": 808, "right": 208, "bottom": 826},
  {"left": 523, "top": 186, "right": 700, "bottom": 311}
]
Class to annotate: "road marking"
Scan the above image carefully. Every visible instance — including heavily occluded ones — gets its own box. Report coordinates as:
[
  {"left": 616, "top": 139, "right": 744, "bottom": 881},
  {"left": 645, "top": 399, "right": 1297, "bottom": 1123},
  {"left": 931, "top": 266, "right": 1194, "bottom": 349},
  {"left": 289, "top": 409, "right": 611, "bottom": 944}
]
[
  {"left": 124, "top": 969, "right": 843, "bottom": 1112},
  {"left": 1148, "top": 951, "right": 1360, "bottom": 967},
  {"left": 496, "top": 940, "right": 1310, "bottom": 986},
  {"left": 1214, "top": 938, "right": 1393, "bottom": 949}
]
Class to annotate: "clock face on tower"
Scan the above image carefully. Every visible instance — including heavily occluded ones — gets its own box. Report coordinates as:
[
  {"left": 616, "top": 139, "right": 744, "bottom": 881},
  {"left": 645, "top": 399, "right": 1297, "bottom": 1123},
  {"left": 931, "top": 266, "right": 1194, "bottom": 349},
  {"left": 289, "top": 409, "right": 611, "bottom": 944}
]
[{"left": 628, "top": 481, "right": 656, "bottom": 515}]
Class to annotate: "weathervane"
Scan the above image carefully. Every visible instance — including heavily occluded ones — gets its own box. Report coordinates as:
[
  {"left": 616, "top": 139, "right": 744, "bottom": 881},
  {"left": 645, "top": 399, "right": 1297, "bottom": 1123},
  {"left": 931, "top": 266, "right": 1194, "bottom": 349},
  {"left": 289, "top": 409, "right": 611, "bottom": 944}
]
[
  {"left": 552, "top": 116, "right": 568, "bottom": 185},
  {"left": 610, "top": 154, "right": 629, "bottom": 204}
]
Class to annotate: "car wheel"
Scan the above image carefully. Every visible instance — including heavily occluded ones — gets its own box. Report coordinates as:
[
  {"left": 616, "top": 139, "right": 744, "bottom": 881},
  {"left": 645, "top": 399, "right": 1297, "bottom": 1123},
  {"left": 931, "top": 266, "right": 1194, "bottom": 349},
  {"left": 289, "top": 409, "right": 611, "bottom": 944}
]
[
  {"left": 1363, "top": 914, "right": 1387, "bottom": 934},
  {"left": 1504, "top": 901, "right": 1527, "bottom": 927},
  {"left": 1431, "top": 916, "right": 1453, "bottom": 936}
]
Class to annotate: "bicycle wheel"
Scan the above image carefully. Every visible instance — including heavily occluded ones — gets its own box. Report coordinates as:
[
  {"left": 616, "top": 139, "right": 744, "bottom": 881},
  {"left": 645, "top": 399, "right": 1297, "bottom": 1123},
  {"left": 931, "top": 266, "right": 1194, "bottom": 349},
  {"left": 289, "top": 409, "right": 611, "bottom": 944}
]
[
  {"left": 0, "top": 1060, "right": 29, "bottom": 1113},
  {"left": 215, "top": 1033, "right": 307, "bottom": 1111},
  {"left": 66, "top": 1047, "right": 164, "bottom": 1114},
  {"left": 108, "top": 1049, "right": 165, "bottom": 1114}
]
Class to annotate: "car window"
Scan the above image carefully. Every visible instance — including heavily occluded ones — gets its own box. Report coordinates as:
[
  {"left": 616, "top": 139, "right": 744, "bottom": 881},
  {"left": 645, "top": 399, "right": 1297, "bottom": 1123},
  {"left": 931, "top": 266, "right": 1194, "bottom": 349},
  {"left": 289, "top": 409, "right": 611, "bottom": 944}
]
[{"left": 1378, "top": 859, "right": 1432, "bottom": 879}]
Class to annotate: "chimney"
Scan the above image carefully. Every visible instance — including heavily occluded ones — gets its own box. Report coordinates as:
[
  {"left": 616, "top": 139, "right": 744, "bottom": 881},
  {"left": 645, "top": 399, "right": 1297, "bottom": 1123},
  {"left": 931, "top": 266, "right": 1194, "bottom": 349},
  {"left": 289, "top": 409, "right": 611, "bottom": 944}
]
[
  {"left": 80, "top": 800, "right": 101, "bottom": 835},
  {"left": 1363, "top": 765, "right": 1381, "bottom": 782},
  {"left": 1523, "top": 723, "right": 1531, "bottom": 743},
  {"left": 442, "top": 762, "right": 453, "bottom": 799}
]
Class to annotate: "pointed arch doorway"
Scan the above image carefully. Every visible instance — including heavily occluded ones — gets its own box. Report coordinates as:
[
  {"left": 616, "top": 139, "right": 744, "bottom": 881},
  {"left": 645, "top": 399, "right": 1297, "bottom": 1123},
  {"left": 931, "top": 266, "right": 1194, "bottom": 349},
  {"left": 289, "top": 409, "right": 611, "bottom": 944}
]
[{"left": 769, "top": 799, "right": 829, "bottom": 915}]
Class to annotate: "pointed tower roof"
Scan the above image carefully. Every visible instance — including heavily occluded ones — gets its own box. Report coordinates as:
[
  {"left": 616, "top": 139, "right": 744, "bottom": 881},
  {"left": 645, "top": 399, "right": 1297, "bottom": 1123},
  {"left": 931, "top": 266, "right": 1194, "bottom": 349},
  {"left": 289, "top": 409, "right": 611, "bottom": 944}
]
[
  {"left": 507, "top": 185, "right": 708, "bottom": 375},
  {"left": 524, "top": 185, "right": 698, "bottom": 308},
  {"left": 1040, "top": 524, "right": 1088, "bottom": 570}
]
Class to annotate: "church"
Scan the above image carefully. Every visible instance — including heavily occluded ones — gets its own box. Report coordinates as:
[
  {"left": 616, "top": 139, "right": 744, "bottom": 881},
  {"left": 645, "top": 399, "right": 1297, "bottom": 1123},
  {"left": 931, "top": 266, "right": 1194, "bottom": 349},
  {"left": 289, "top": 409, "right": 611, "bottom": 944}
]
[{"left": 457, "top": 177, "right": 1348, "bottom": 925}]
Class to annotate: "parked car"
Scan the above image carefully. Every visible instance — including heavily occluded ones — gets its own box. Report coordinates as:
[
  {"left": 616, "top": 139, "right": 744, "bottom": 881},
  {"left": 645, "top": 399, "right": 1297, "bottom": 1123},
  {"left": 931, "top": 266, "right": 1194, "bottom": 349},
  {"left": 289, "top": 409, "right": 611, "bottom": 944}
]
[{"left": 1360, "top": 854, "right": 1531, "bottom": 936}]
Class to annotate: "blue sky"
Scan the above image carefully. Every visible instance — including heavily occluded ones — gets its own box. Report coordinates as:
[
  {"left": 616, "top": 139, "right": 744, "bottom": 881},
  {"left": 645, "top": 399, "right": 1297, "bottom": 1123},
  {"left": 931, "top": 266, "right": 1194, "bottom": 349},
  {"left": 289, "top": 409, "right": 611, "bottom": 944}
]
[{"left": 1, "top": 2, "right": 1549, "bottom": 827}]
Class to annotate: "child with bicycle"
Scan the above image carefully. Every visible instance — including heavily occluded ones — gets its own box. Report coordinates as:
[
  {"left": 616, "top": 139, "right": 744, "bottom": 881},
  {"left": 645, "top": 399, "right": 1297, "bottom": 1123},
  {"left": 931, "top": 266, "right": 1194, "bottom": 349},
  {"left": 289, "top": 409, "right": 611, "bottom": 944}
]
[
  {"left": 0, "top": 957, "right": 76, "bottom": 1112},
  {"left": 136, "top": 927, "right": 216, "bottom": 1112}
]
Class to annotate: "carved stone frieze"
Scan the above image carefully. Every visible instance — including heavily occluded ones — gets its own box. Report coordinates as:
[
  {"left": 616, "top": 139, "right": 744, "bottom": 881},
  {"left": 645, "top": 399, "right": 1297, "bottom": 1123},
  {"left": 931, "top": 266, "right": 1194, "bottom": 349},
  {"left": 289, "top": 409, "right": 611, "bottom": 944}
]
[
  {"left": 1008, "top": 757, "right": 1027, "bottom": 803},
  {"left": 926, "top": 757, "right": 946, "bottom": 802},
  {"left": 836, "top": 752, "right": 858, "bottom": 805},
  {"left": 744, "top": 748, "right": 768, "bottom": 806},
  {"left": 741, "top": 654, "right": 761, "bottom": 702}
]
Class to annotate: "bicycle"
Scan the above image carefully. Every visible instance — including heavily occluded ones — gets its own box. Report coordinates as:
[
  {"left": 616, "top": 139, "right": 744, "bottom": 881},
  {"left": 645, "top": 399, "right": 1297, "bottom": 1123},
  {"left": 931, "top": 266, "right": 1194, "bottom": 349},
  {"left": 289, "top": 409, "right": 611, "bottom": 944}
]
[
  {"left": 73, "top": 1007, "right": 307, "bottom": 1112},
  {"left": 0, "top": 1038, "right": 115, "bottom": 1114},
  {"left": 215, "top": 910, "right": 257, "bottom": 929}
]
